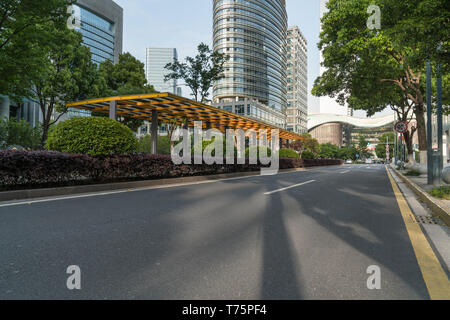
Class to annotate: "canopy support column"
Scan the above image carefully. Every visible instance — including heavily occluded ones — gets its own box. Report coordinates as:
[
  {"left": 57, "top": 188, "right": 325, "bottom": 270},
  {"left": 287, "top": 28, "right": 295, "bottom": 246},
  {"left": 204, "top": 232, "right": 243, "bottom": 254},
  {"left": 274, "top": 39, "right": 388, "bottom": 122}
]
[
  {"left": 109, "top": 100, "right": 117, "bottom": 120},
  {"left": 151, "top": 110, "right": 158, "bottom": 155}
]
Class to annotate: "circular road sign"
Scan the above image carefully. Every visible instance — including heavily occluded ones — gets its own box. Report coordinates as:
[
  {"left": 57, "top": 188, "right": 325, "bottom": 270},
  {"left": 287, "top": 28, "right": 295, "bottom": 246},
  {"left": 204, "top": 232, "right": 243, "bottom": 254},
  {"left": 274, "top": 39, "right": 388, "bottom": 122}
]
[{"left": 394, "top": 121, "right": 408, "bottom": 134}]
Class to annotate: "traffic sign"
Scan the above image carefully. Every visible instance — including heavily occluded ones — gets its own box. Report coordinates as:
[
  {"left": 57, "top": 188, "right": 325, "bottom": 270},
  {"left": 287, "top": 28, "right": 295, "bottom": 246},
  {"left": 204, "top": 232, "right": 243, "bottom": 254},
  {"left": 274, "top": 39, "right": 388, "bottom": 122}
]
[{"left": 394, "top": 121, "right": 408, "bottom": 134}]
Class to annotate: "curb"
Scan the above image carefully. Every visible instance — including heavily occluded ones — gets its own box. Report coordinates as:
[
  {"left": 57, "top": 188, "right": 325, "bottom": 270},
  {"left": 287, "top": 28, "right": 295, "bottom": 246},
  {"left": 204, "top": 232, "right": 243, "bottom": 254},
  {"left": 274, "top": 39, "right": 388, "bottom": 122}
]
[
  {"left": 389, "top": 166, "right": 450, "bottom": 227},
  {"left": 0, "top": 166, "right": 323, "bottom": 203}
]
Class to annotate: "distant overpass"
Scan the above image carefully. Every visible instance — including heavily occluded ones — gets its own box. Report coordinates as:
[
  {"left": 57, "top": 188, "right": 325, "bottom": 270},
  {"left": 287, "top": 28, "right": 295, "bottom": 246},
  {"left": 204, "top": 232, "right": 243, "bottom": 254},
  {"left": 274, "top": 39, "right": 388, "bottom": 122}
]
[{"left": 307, "top": 113, "right": 395, "bottom": 131}]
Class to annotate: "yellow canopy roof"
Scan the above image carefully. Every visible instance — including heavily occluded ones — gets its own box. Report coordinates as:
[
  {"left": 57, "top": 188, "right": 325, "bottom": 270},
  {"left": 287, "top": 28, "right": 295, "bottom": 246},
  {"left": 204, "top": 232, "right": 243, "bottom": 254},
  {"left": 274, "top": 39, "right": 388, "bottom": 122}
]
[{"left": 66, "top": 92, "right": 304, "bottom": 140}]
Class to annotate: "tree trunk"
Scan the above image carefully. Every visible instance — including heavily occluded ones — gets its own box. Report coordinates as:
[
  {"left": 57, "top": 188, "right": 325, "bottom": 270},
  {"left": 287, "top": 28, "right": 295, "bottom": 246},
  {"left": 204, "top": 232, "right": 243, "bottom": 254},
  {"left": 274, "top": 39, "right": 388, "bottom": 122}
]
[
  {"left": 414, "top": 105, "right": 427, "bottom": 152},
  {"left": 41, "top": 121, "right": 49, "bottom": 147}
]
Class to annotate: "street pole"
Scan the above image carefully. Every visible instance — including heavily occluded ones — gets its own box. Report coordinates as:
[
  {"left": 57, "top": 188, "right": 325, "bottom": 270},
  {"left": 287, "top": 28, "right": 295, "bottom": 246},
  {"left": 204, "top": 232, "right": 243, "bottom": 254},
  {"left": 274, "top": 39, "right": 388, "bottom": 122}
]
[
  {"left": 393, "top": 113, "right": 397, "bottom": 165},
  {"left": 437, "top": 64, "right": 443, "bottom": 184},
  {"left": 426, "top": 61, "right": 433, "bottom": 184}
]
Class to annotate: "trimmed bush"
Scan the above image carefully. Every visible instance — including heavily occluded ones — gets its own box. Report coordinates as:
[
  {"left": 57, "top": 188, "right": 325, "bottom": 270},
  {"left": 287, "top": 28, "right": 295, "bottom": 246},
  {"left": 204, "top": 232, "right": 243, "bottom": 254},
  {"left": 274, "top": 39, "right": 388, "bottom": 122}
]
[
  {"left": 192, "top": 138, "right": 237, "bottom": 157},
  {"left": 137, "top": 135, "right": 171, "bottom": 154},
  {"left": 245, "top": 146, "right": 272, "bottom": 158},
  {"left": 278, "top": 148, "right": 300, "bottom": 159},
  {"left": 0, "top": 118, "right": 42, "bottom": 150},
  {"left": 46, "top": 117, "right": 138, "bottom": 156},
  {"left": 301, "top": 151, "right": 315, "bottom": 159}
]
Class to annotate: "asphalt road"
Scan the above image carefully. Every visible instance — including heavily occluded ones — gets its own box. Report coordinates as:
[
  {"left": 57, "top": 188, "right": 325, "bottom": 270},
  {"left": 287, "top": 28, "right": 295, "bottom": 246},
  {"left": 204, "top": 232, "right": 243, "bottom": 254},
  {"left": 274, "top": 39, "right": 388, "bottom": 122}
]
[{"left": 0, "top": 164, "right": 431, "bottom": 299}]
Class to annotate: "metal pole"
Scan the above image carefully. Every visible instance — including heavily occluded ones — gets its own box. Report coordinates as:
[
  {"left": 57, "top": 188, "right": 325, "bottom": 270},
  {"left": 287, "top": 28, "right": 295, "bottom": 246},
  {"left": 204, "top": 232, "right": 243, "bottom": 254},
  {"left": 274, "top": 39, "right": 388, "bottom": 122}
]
[
  {"left": 437, "top": 64, "right": 443, "bottom": 184},
  {"left": 426, "top": 61, "right": 433, "bottom": 184}
]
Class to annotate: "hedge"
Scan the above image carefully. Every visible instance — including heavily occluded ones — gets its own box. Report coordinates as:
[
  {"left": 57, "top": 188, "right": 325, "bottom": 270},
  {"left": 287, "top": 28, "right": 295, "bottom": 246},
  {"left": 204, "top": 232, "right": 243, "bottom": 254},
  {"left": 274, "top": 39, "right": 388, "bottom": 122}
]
[
  {"left": 46, "top": 117, "right": 138, "bottom": 156},
  {"left": 0, "top": 150, "right": 343, "bottom": 191},
  {"left": 278, "top": 148, "right": 300, "bottom": 159}
]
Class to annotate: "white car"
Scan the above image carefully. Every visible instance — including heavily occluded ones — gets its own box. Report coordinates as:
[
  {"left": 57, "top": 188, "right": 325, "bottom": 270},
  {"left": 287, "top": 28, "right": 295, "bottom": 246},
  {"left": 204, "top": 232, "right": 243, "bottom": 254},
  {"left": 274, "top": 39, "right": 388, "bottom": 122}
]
[{"left": 345, "top": 159, "right": 353, "bottom": 164}]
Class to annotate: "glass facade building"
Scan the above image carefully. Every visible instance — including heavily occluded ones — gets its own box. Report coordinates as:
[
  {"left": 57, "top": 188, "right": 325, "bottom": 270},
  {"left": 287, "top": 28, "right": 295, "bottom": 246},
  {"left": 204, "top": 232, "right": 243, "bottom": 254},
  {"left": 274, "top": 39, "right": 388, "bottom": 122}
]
[
  {"left": 75, "top": 0, "right": 123, "bottom": 64},
  {"left": 65, "top": 0, "right": 123, "bottom": 119},
  {"left": 212, "top": 0, "right": 288, "bottom": 116},
  {"left": 146, "top": 48, "right": 178, "bottom": 94},
  {"left": 74, "top": 5, "right": 116, "bottom": 65}
]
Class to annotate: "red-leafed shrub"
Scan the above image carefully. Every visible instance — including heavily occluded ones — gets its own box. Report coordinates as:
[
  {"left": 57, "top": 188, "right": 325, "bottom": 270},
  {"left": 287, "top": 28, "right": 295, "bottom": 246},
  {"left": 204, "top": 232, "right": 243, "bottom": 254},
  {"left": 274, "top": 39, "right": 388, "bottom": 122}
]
[{"left": 0, "top": 150, "right": 343, "bottom": 191}]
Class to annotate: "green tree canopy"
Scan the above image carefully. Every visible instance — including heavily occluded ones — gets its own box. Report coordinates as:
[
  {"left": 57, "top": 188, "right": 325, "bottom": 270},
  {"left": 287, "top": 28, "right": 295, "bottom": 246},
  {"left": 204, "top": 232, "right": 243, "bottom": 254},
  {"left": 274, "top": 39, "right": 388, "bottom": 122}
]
[
  {"left": 318, "top": 143, "right": 340, "bottom": 159},
  {"left": 28, "top": 22, "right": 101, "bottom": 145},
  {"left": 312, "top": 0, "right": 449, "bottom": 156},
  {"left": 0, "top": 0, "right": 73, "bottom": 100},
  {"left": 375, "top": 132, "right": 395, "bottom": 159},
  {"left": 95, "top": 52, "right": 158, "bottom": 132},
  {"left": 165, "top": 43, "right": 229, "bottom": 102}
]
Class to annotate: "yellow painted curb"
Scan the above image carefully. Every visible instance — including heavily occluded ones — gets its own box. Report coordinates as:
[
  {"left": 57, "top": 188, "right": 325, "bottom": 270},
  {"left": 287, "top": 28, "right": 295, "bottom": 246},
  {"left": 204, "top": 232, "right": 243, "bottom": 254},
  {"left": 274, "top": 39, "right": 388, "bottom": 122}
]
[{"left": 386, "top": 167, "right": 450, "bottom": 300}]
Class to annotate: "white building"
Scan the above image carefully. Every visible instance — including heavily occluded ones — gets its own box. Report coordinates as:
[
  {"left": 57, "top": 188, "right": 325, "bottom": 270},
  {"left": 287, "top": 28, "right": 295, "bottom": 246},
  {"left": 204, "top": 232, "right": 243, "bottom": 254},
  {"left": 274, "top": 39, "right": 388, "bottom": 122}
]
[
  {"left": 286, "top": 26, "right": 308, "bottom": 134},
  {"left": 145, "top": 48, "right": 179, "bottom": 94}
]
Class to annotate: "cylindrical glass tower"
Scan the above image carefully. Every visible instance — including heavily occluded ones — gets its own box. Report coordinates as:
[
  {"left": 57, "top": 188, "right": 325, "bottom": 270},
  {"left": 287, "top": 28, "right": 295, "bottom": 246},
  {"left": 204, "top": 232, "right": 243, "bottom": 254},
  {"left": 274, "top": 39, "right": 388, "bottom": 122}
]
[{"left": 212, "top": 0, "right": 288, "bottom": 112}]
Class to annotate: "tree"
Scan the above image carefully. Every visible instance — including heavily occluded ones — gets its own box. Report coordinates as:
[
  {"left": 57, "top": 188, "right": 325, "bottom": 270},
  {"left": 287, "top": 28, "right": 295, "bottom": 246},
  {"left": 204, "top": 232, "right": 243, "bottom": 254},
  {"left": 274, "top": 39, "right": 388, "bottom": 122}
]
[
  {"left": 312, "top": 0, "right": 449, "bottom": 162},
  {"left": 164, "top": 43, "right": 229, "bottom": 102},
  {"left": 356, "top": 135, "right": 371, "bottom": 160},
  {"left": 290, "top": 133, "right": 320, "bottom": 156},
  {"left": 95, "top": 53, "right": 158, "bottom": 132},
  {"left": 338, "top": 146, "right": 358, "bottom": 160},
  {"left": 375, "top": 132, "right": 395, "bottom": 159},
  {"left": 29, "top": 23, "right": 101, "bottom": 145},
  {"left": 0, "top": 0, "right": 73, "bottom": 100},
  {"left": 318, "top": 143, "right": 339, "bottom": 159}
]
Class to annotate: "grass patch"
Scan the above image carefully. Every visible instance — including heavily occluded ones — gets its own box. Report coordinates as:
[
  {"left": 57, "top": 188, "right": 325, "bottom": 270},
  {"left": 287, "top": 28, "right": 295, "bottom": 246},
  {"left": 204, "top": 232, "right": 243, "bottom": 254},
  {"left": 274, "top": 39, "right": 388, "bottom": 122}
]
[
  {"left": 404, "top": 170, "right": 421, "bottom": 176},
  {"left": 430, "top": 186, "right": 450, "bottom": 200}
]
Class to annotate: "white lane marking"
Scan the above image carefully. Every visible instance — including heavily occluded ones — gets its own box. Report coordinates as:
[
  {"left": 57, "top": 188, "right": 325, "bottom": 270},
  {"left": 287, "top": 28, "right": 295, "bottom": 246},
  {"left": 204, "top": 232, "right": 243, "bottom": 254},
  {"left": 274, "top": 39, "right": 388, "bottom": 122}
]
[
  {"left": 340, "top": 170, "right": 350, "bottom": 174},
  {"left": 0, "top": 169, "right": 321, "bottom": 208},
  {"left": 264, "top": 180, "right": 316, "bottom": 195}
]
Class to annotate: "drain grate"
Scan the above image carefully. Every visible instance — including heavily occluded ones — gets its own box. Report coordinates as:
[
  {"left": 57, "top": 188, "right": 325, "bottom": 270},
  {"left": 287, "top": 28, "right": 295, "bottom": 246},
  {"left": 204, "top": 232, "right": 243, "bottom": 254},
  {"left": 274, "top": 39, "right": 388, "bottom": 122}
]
[{"left": 414, "top": 215, "right": 445, "bottom": 226}]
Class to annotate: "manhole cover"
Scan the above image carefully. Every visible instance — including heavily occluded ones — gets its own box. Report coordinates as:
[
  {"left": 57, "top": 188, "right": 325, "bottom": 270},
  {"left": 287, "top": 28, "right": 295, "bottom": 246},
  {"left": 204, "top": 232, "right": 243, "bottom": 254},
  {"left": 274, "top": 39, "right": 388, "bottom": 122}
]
[{"left": 414, "top": 215, "right": 445, "bottom": 226}]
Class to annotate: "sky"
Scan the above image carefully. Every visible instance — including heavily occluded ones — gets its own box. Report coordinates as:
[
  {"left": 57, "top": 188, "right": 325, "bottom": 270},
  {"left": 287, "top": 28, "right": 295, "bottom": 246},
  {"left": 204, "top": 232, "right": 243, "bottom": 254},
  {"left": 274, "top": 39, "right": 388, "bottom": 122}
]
[{"left": 114, "top": 0, "right": 322, "bottom": 113}]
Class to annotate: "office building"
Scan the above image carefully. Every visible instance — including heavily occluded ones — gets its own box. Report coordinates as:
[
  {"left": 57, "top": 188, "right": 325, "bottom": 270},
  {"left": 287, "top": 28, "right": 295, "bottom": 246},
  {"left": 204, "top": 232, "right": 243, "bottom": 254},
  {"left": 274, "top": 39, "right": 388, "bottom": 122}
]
[
  {"left": 66, "top": 0, "right": 123, "bottom": 118},
  {"left": 286, "top": 26, "right": 308, "bottom": 134},
  {"left": 74, "top": 0, "right": 123, "bottom": 65},
  {"left": 212, "top": 0, "right": 288, "bottom": 128},
  {"left": 146, "top": 48, "right": 179, "bottom": 94}
]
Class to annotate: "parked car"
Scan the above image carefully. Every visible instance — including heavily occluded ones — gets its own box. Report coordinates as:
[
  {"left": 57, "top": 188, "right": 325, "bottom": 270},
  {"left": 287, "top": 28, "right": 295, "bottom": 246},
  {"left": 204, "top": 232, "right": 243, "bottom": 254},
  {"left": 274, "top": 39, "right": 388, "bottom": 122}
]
[
  {"left": 345, "top": 159, "right": 353, "bottom": 164},
  {"left": 365, "top": 159, "right": 373, "bottom": 164}
]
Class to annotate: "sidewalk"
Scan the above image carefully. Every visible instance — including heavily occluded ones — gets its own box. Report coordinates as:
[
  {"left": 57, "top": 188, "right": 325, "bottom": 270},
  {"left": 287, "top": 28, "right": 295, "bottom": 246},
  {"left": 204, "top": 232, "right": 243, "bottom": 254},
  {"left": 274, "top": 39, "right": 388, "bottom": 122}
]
[{"left": 391, "top": 165, "right": 450, "bottom": 226}]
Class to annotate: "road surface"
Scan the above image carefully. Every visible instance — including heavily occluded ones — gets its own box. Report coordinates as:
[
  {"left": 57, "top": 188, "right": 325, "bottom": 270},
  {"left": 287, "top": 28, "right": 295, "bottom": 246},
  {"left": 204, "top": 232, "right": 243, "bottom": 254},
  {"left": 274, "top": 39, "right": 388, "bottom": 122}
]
[{"left": 0, "top": 164, "right": 435, "bottom": 299}]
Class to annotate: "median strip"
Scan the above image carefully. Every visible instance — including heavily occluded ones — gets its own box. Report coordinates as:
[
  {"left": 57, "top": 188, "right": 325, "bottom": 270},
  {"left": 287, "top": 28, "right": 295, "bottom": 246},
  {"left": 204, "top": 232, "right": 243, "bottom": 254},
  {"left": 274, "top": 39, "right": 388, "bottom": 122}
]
[{"left": 264, "top": 180, "right": 316, "bottom": 195}]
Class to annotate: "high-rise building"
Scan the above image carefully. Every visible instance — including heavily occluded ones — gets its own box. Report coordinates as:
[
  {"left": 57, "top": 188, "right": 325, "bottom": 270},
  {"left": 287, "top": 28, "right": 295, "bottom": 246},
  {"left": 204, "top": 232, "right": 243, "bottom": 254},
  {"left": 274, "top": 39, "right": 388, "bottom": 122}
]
[
  {"left": 74, "top": 0, "right": 123, "bottom": 65},
  {"left": 286, "top": 26, "right": 308, "bottom": 134},
  {"left": 65, "top": 0, "right": 123, "bottom": 118},
  {"left": 145, "top": 48, "right": 179, "bottom": 94},
  {"left": 212, "top": 0, "right": 288, "bottom": 128}
]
